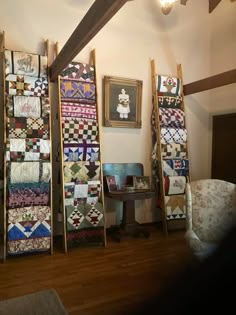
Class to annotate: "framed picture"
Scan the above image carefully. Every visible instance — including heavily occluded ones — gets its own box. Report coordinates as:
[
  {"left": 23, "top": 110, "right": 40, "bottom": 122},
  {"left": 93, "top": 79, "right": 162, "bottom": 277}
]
[
  {"left": 103, "top": 76, "right": 143, "bottom": 128},
  {"left": 133, "top": 176, "right": 150, "bottom": 190},
  {"left": 106, "top": 175, "right": 118, "bottom": 192}
]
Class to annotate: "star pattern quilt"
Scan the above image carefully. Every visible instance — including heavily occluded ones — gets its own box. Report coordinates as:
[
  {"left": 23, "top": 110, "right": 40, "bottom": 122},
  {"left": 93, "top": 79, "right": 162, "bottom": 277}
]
[
  {"left": 61, "top": 62, "right": 95, "bottom": 82},
  {"left": 6, "top": 74, "right": 48, "bottom": 97},
  {"left": 159, "top": 108, "right": 185, "bottom": 128},
  {"left": 63, "top": 141, "right": 99, "bottom": 162},
  {"left": 64, "top": 161, "right": 100, "bottom": 182},
  {"left": 160, "top": 128, "right": 187, "bottom": 144},
  {"left": 6, "top": 138, "right": 50, "bottom": 161},
  {"left": 162, "top": 159, "right": 189, "bottom": 177},
  {"left": 6, "top": 95, "right": 50, "bottom": 118},
  {"left": 165, "top": 195, "right": 186, "bottom": 221},
  {"left": 7, "top": 205, "right": 51, "bottom": 254},
  {"left": 8, "top": 161, "right": 51, "bottom": 184},
  {"left": 5, "top": 49, "right": 48, "bottom": 77},
  {"left": 62, "top": 119, "right": 98, "bottom": 141},
  {"left": 7, "top": 117, "right": 49, "bottom": 139}
]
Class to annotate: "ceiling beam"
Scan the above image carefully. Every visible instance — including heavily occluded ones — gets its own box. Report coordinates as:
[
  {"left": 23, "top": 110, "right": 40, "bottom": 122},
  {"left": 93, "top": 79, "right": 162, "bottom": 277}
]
[
  {"left": 209, "top": 0, "right": 222, "bottom": 13},
  {"left": 50, "top": 0, "right": 129, "bottom": 81},
  {"left": 183, "top": 69, "right": 236, "bottom": 95}
]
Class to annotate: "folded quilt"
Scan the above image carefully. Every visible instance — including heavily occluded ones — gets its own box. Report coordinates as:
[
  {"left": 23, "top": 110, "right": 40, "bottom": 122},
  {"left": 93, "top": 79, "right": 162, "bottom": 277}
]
[
  {"left": 64, "top": 161, "right": 100, "bottom": 183},
  {"left": 7, "top": 205, "right": 51, "bottom": 254},
  {"left": 158, "top": 95, "right": 182, "bottom": 108},
  {"left": 159, "top": 108, "right": 185, "bottom": 128},
  {"left": 8, "top": 182, "right": 50, "bottom": 208},
  {"left": 164, "top": 176, "right": 186, "bottom": 195},
  {"left": 8, "top": 161, "right": 51, "bottom": 184},
  {"left": 157, "top": 75, "right": 181, "bottom": 96},
  {"left": 6, "top": 95, "right": 50, "bottom": 118},
  {"left": 5, "top": 49, "right": 48, "bottom": 77},
  {"left": 165, "top": 195, "right": 186, "bottom": 221},
  {"left": 7, "top": 117, "right": 49, "bottom": 139},
  {"left": 61, "top": 62, "right": 95, "bottom": 82},
  {"left": 64, "top": 141, "right": 99, "bottom": 162},
  {"left": 64, "top": 180, "right": 101, "bottom": 206},
  {"left": 60, "top": 79, "right": 95, "bottom": 102},
  {"left": 61, "top": 102, "right": 97, "bottom": 120},
  {"left": 6, "top": 74, "right": 48, "bottom": 97},
  {"left": 160, "top": 128, "right": 187, "bottom": 144},
  {"left": 6, "top": 138, "right": 50, "bottom": 161},
  {"left": 162, "top": 159, "right": 189, "bottom": 176},
  {"left": 62, "top": 119, "right": 98, "bottom": 141},
  {"left": 161, "top": 143, "right": 187, "bottom": 159}
]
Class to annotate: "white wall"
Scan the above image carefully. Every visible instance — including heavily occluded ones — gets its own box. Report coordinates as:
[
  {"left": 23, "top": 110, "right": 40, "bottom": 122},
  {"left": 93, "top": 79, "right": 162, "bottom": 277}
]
[{"left": 0, "top": 0, "right": 219, "bottom": 228}]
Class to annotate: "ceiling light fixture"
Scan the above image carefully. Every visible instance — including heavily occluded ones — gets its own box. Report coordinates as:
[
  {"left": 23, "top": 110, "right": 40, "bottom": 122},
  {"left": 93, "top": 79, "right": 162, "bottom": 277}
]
[{"left": 160, "top": 0, "right": 178, "bottom": 15}]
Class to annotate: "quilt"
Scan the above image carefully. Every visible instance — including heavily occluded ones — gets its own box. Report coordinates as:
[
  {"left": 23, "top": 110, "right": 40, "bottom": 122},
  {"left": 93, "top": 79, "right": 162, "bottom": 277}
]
[
  {"left": 6, "top": 95, "right": 50, "bottom": 118},
  {"left": 62, "top": 119, "right": 98, "bottom": 141},
  {"left": 162, "top": 159, "right": 189, "bottom": 176},
  {"left": 64, "top": 141, "right": 99, "bottom": 162},
  {"left": 6, "top": 138, "right": 50, "bottom": 161},
  {"left": 64, "top": 181, "right": 101, "bottom": 206},
  {"left": 164, "top": 176, "right": 186, "bottom": 195},
  {"left": 161, "top": 143, "right": 187, "bottom": 159},
  {"left": 6, "top": 74, "right": 48, "bottom": 97},
  {"left": 8, "top": 182, "right": 50, "bottom": 208},
  {"left": 7, "top": 117, "right": 49, "bottom": 139},
  {"left": 160, "top": 128, "right": 187, "bottom": 144},
  {"left": 157, "top": 75, "right": 181, "bottom": 96},
  {"left": 158, "top": 95, "right": 182, "bottom": 108},
  {"left": 5, "top": 49, "right": 48, "bottom": 77},
  {"left": 61, "top": 62, "right": 95, "bottom": 82},
  {"left": 64, "top": 161, "right": 100, "bottom": 183},
  {"left": 60, "top": 79, "right": 95, "bottom": 102},
  {"left": 8, "top": 161, "right": 51, "bottom": 184},
  {"left": 61, "top": 102, "right": 97, "bottom": 120},
  {"left": 159, "top": 108, "right": 185, "bottom": 128},
  {"left": 66, "top": 202, "right": 105, "bottom": 247},
  {"left": 165, "top": 195, "right": 186, "bottom": 221},
  {"left": 7, "top": 205, "right": 51, "bottom": 254}
]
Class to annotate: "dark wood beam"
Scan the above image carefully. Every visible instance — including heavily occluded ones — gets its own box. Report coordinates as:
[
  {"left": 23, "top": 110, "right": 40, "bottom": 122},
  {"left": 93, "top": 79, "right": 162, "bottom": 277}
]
[
  {"left": 183, "top": 69, "right": 236, "bottom": 96},
  {"left": 209, "top": 0, "right": 222, "bottom": 13},
  {"left": 50, "top": 0, "right": 129, "bottom": 81}
]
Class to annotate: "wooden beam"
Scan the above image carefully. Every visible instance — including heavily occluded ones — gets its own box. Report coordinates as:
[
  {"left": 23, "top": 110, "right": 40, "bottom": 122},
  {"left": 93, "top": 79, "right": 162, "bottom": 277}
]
[
  {"left": 183, "top": 69, "right": 236, "bottom": 95},
  {"left": 209, "top": 0, "right": 222, "bottom": 13},
  {"left": 50, "top": 0, "right": 129, "bottom": 81}
]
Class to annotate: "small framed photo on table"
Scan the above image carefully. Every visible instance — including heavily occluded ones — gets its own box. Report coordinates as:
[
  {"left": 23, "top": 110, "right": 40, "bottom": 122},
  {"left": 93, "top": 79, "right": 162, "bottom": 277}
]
[
  {"left": 133, "top": 176, "right": 150, "bottom": 190},
  {"left": 106, "top": 175, "right": 118, "bottom": 192}
]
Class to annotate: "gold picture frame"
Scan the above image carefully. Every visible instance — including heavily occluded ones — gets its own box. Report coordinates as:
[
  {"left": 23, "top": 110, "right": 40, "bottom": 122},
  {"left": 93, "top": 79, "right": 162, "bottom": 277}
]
[{"left": 103, "top": 76, "right": 143, "bottom": 128}]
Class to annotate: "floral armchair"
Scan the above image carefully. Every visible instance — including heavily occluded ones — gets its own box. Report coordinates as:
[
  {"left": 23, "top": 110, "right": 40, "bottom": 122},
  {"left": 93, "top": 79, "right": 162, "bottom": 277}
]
[{"left": 185, "top": 179, "right": 236, "bottom": 258}]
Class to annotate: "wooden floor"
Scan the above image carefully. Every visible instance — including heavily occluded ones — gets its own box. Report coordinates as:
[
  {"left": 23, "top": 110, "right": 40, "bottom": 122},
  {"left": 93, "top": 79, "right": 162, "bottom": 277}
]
[{"left": 0, "top": 227, "right": 192, "bottom": 315}]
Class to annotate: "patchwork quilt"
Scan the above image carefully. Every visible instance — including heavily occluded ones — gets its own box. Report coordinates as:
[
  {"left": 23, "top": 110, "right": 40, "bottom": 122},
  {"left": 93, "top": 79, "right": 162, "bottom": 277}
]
[
  {"left": 6, "top": 138, "right": 50, "bottom": 161},
  {"left": 165, "top": 195, "right": 186, "bottom": 221},
  {"left": 5, "top": 49, "right": 48, "bottom": 77},
  {"left": 60, "top": 79, "right": 95, "bottom": 102},
  {"left": 157, "top": 75, "right": 181, "bottom": 96},
  {"left": 6, "top": 95, "right": 50, "bottom": 118},
  {"left": 161, "top": 143, "right": 187, "bottom": 159},
  {"left": 66, "top": 202, "right": 105, "bottom": 247},
  {"left": 5, "top": 74, "right": 48, "bottom": 97},
  {"left": 164, "top": 176, "right": 186, "bottom": 195},
  {"left": 64, "top": 181, "right": 101, "bottom": 206},
  {"left": 7, "top": 117, "right": 49, "bottom": 139},
  {"left": 64, "top": 141, "right": 99, "bottom": 162},
  {"left": 159, "top": 108, "right": 185, "bottom": 128},
  {"left": 61, "top": 102, "right": 97, "bottom": 120},
  {"left": 60, "top": 62, "right": 95, "bottom": 82},
  {"left": 64, "top": 161, "right": 100, "bottom": 182},
  {"left": 160, "top": 128, "right": 187, "bottom": 144},
  {"left": 162, "top": 159, "right": 189, "bottom": 177},
  {"left": 62, "top": 119, "right": 98, "bottom": 141},
  {"left": 7, "top": 205, "right": 51, "bottom": 254},
  {"left": 8, "top": 161, "right": 51, "bottom": 184},
  {"left": 158, "top": 95, "right": 182, "bottom": 108},
  {"left": 8, "top": 182, "right": 50, "bottom": 208}
]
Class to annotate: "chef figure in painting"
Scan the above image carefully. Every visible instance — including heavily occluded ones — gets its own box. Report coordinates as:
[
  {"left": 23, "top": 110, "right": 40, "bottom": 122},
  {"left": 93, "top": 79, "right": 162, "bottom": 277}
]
[{"left": 117, "top": 88, "right": 130, "bottom": 119}]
